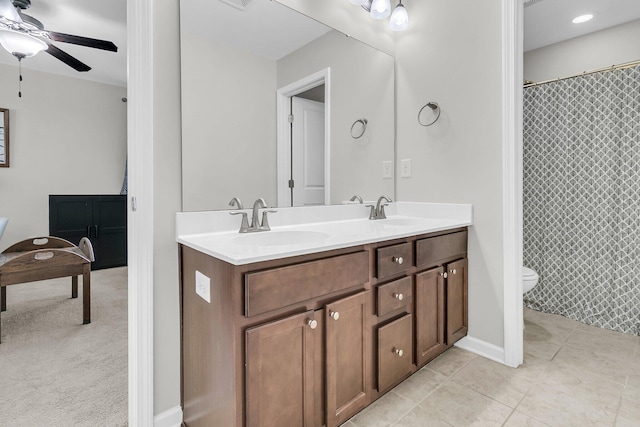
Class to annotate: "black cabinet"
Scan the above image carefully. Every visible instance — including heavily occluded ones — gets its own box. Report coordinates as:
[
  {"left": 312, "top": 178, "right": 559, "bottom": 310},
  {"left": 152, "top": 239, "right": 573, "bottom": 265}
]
[{"left": 49, "top": 195, "right": 127, "bottom": 270}]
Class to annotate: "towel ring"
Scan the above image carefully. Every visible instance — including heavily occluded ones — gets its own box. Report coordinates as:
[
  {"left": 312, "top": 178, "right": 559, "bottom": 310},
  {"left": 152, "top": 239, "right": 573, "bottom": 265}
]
[
  {"left": 350, "top": 118, "right": 368, "bottom": 139},
  {"left": 418, "top": 102, "right": 440, "bottom": 127}
]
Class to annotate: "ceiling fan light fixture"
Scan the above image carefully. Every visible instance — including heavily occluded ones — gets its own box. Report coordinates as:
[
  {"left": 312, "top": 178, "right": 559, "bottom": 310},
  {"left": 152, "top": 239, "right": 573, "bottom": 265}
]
[
  {"left": 389, "top": 1, "right": 408, "bottom": 31},
  {"left": 0, "top": 29, "right": 46, "bottom": 58}
]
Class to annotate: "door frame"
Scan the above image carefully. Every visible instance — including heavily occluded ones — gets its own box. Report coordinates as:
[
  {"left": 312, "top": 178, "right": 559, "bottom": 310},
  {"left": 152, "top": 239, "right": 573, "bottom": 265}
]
[
  {"left": 128, "top": 0, "right": 154, "bottom": 425},
  {"left": 276, "top": 68, "right": 331, "bottom": 207},
  {"left": 501, "top": 0, "right": 524, "bottom": 368}
]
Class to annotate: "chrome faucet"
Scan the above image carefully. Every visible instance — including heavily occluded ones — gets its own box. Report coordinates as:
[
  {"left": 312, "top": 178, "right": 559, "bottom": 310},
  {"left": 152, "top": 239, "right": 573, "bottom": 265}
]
[
  {"left": 349, "top": 195, "right": 363, "bottom": 204},
  {"left": 252, "top": 198, "right": 277, "bottom": 232},
  {"left": 250, "top": 198, "right": 268, "bottom": 229},
  {"left": 228, "top": 197, "right": 243, "bottom": 210},
  {"left": 367, "top": 195, "right": 392, "bottom": 220},
  {"left": 230, "top": 198, "right": 276, "bottom": 233}
]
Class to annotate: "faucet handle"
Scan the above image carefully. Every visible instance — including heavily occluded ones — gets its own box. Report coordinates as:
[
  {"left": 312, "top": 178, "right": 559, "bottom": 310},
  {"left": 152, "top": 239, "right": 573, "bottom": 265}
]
[
  {"left": 260, "top": 210, "right": 278, "bottom": 231},
  {"left": 365, "top": 205, "right": 376, "bottom": 220},
  {"left": 379, "top": 203, "right": 389, "bottom": 219},
  {"left": 229, "top": 211, "right": 250, "bottom": 233}
]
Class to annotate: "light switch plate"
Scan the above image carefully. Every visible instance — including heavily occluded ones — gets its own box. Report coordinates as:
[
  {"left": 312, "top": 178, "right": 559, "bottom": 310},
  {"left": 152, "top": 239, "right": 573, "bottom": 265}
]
[
  {"left": 400, "top": 159, "right": 412, "bottom": 178},
  {"left": 195, "top": 270, "right": 211, "bottom": 303},
  {"left": 382, "top": 161, "right": 393, "bottom": 179}
]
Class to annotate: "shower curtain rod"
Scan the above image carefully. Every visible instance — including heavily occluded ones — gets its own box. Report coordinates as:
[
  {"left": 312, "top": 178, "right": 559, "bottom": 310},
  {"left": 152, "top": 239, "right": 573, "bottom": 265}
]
[{"left": 523, "top": 59, "right": 640, "bottom": 88}]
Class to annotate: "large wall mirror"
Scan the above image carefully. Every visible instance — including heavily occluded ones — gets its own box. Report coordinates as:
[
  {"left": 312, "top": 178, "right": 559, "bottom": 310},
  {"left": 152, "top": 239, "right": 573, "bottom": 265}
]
[{"left": 180, "top": 0, "right": 395, "bottom": 210}]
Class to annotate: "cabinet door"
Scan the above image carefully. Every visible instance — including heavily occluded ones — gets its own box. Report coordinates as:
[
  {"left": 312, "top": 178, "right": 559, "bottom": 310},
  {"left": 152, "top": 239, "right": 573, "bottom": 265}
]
[
  {"left": 415, "top": 267, "right": 446, "bottom": 366},
  {"left": 49, "top": 195, "right": 93, "bottom": 244},
  {"left": 446, "top": 258, "right": 468, "bottom": 345},
  {"left": 246, "top": 310, "right": 321, "bottom": 427},
  {"left": 378, "top": 314, "right": 413, "bottom": 392},
  {"left": 326, "top": 292, "right": 369, "bottom": 427},
  {"left": 91, "top": 196, "right": 127, "bottom": 269}
]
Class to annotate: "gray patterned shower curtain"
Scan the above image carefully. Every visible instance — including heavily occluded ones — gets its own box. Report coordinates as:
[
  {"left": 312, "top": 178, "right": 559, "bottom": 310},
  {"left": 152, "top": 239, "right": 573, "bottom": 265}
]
[{"left": 523, "top": 64, "right": 640, "bottom": 335}]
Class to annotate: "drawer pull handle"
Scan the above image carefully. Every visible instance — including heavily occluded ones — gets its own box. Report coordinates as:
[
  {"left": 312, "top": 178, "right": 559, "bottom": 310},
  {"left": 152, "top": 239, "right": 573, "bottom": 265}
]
[
  {"left": 307, "top": 319, "right": 318, "bottom": 330},
  {"left": 394, "top": 348, "right": 404, "bottom": 357},
  {"left": 451, "top": 269, "right": 457, "bottom": 275},
  {"left": 442, "top": 272, "right": 448, "bottom": 279},
  {"left": 392, "top": 256, "right": 404, "bottom": 265},
  {"left": 393, "top": 293, "right": 404, "bottom": 301},
  {"left": 330, "top": 311, "right": 340, "bottom": 321}
]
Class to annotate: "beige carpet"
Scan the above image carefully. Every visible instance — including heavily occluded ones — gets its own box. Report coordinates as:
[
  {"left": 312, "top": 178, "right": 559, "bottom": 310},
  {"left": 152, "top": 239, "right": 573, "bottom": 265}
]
[{"left": 0, "top": 267, "right": 128, "bottom": 427}]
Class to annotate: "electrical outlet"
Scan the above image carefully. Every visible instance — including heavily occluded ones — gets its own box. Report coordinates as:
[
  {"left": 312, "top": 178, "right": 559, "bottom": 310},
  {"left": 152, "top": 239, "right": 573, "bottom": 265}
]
[
  {"left": 382, "top": 161, "right": 393, "bottom": 179},
  {"left": 400, "top": 159, "right": 412, "bottom": 178},
  {"left": 195, "top": 270, "right": 211, "bottom": 303}
]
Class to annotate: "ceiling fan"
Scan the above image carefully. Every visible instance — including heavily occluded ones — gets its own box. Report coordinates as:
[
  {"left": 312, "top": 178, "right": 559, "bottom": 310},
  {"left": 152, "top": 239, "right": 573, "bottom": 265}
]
[{"left": 0, "top": 0, "right": 117, "bottom": 72}]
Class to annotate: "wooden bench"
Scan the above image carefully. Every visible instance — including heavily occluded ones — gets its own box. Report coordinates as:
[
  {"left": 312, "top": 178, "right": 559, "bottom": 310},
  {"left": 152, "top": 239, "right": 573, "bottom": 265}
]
[{"left": 0, "top": 236, "right": 94, "bottom": 343}]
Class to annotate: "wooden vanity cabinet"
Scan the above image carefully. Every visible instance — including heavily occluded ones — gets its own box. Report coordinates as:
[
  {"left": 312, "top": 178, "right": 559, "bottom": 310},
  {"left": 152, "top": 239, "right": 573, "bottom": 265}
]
[
  {"left": 180, "top": 227, "right": 468, "bottom": 427},
  {"left": 181, "top": 246, "right": 370, "bottom": 427}
]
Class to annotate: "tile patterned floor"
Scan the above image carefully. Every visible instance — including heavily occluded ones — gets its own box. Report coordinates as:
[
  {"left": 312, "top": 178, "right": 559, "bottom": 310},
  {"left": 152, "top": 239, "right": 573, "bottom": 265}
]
[{"left": 343, "top": 307, "right": 640, "bottom": 427}]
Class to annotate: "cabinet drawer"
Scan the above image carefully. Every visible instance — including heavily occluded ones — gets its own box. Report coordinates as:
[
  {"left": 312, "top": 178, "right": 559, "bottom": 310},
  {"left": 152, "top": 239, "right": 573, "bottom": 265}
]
[
  {"left": 416, "top": 231, "right": 467, "bottom": 269},
  {"left": 377, "top": 276, "right": 412, "bottom": 316},
  {"left": 245, "top": 251, "right": 369, "bottom": 317},
  {"left": 378, "top": 314, "right": 413, "bottom": 392},
  {"left": 376, "top": 242, "right": 412, "bottom": 279}
]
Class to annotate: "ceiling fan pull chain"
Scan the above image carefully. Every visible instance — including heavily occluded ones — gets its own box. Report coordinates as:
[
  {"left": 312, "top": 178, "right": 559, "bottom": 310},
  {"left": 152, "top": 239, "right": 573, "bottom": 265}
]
[{"left": 18, "top": 58, "right": 22, "bottom": 98}]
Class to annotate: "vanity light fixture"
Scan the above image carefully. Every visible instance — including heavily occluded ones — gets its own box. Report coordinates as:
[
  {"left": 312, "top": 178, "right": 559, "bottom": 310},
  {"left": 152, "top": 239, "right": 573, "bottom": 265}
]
[
  {"left": 389, "top": 0, "right": 409, "bottom": 32},
  {"left": 572, "top": 14, "right": 594, "bottom": 24},
  {"left": 369, "top": 0, "right": 391, "bottom": 19},
  {"left": 348, "top": 0, "right": 409, "bottom": 32}
]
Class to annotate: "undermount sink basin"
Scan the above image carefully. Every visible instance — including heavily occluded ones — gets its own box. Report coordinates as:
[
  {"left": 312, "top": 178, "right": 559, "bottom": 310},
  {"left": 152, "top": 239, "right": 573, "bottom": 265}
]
[{"left": 231, "top": 230, "right": 329, "bottom": 246}]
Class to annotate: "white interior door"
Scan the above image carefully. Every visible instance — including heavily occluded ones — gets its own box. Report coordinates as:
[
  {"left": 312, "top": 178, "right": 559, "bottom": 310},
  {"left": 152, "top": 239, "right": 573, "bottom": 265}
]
[{"left": 291, "top": 97, "right": 325, "bottom": 206}]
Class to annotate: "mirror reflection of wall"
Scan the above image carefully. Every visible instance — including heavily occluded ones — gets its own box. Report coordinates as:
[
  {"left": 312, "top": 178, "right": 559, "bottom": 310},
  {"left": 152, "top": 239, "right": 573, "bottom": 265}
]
[{"left": 180, "top": 0, "right": 395, "bottom": 211}]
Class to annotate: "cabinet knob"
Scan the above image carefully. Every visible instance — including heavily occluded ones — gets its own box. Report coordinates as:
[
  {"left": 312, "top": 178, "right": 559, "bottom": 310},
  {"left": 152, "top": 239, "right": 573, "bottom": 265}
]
[
  {"left": 451, "top": 269, "right": 457, "bottom": 275},
  {"left": 394, "top": 348, "right": 404, "bottom": 357},
  {"left": 329, "top": 311, "right": 340, "bottom": 321},
  {"left": 393, "top": 293, "right": 404, "bottom": 301},
  {"left": 443, "top": 272, "right": 448, "bottom": 279},
  {"left": 392, "top": 256, "right": 404, "bottom": 265},
  {"left": 307, "top": 319, "right": 318, "bottom": 330}
]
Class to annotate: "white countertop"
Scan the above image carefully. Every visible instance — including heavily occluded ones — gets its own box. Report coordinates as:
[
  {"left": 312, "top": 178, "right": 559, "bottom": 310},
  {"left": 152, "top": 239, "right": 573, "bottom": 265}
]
[{"left": 176, "top": 202, "right": 473, "bottom": 265}]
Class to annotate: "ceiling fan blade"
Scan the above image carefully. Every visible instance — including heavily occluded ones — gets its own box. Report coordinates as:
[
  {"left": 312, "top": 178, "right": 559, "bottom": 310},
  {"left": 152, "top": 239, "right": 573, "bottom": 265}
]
[
  {"left": 0, "top": 0, "right": 21, "bottom": 22},
  {"left": 48, "top": 31, "right": 117, "bottom": 52},
  {"left": 45, "top": 43, "right": 91, "bottom": 72}
]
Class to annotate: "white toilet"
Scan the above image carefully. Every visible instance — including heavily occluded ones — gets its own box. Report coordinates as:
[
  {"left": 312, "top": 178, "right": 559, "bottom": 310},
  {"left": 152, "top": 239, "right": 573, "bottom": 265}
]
[{"left": 523, "top": 266, "right": 539, "bottom": 293}]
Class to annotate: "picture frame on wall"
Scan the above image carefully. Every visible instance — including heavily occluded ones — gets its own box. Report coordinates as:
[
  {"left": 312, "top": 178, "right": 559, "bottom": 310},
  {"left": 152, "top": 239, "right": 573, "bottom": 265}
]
[{"left": 0, "top": 108, "right": 9, "bottom": 167}]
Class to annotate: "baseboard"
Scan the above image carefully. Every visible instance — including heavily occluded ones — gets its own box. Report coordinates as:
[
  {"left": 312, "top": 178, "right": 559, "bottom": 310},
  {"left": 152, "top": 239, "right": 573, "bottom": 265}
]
[
  {"left": 154, "top": 406, "right": 183, "bottom": 427},
  {"left": 454, "top": 335, "right": 505, "bottom": 365}
]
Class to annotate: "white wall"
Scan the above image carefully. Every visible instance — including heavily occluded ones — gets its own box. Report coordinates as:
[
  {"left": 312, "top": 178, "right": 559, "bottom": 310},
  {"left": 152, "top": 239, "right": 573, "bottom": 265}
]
[
  {"left": 181, "top": 31, "right": 277, "bottom": 211},
  {"left": 525, "top": 19, "right": 640, "bottom": 83},
  {"left": 0, "top": 63, "right": 127, "bottom": 252},
  {"left": 395, "top": 0, "right": 506, "bottom": 348}
]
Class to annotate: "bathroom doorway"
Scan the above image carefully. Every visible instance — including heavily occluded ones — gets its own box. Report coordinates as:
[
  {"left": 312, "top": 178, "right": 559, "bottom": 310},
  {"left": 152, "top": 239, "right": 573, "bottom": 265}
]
[{"left": 276, "top": 68, "right": 330, "bottom": 207}]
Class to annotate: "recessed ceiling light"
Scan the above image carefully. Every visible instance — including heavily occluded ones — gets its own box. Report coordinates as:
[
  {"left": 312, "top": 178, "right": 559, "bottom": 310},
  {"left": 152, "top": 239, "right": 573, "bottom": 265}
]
[{"left": 572, "top": 14, "right": 594, "bottom": 24}]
